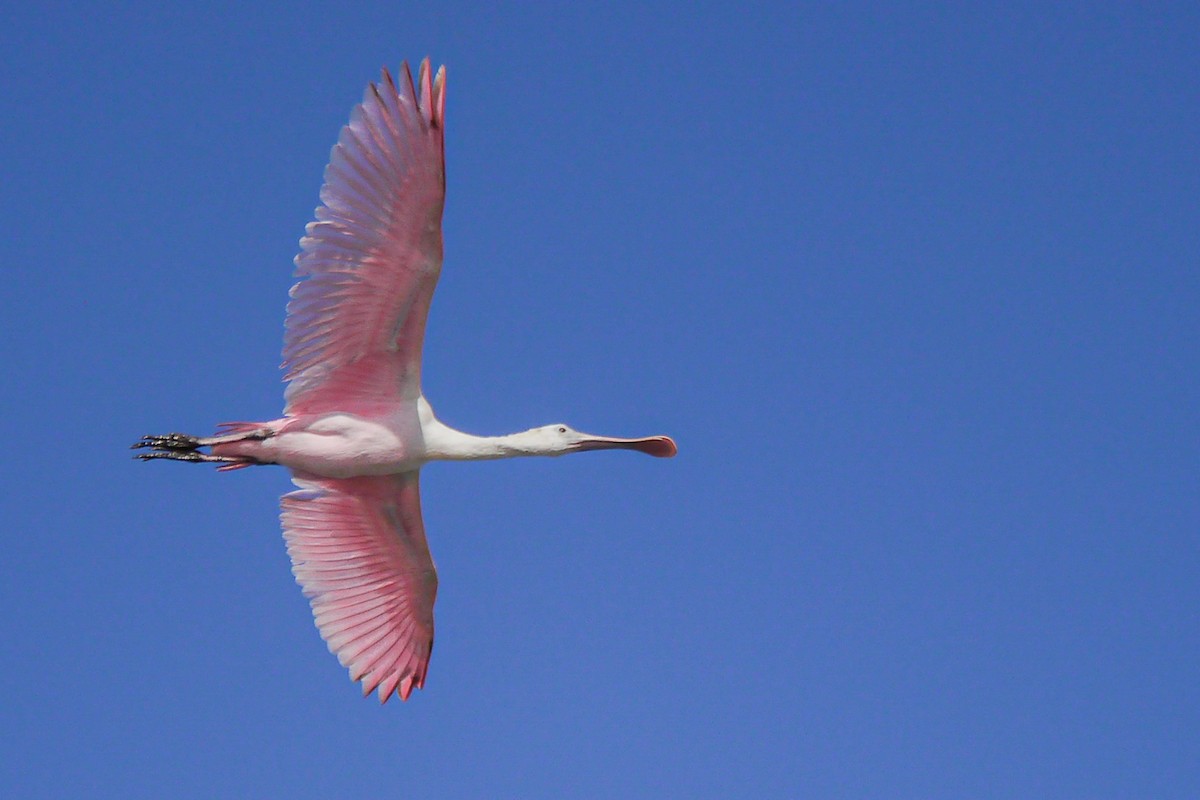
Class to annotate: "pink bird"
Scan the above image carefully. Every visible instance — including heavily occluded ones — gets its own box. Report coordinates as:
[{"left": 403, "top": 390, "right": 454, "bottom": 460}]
[{"left": 134, "top": 60, "right": 676, "bottom": 703}]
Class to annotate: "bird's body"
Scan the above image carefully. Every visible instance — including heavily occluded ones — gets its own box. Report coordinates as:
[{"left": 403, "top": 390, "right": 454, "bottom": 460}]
[
  {"left": 135, "top": 60, "right": 675, "bottom": 703},
  {"left": 214, "top": 408, "right": 428, "bottom": 478}
]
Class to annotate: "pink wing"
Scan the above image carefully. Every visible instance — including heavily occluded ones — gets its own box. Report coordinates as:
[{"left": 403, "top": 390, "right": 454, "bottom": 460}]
[
  {"left": 283, "top": 59, "right": 447, "bottom": 417},
  {"left": 281, "top": 472, "right": 438, "bottom": 702}
]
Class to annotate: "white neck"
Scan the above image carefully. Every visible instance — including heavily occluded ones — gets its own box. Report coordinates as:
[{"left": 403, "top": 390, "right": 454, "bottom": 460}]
[{"left": 421, "top": 413, "right": 559, "bottom": 462}]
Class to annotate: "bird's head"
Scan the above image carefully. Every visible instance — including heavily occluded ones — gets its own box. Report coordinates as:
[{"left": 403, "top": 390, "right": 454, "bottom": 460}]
[{"left": 524, "top": 423, "right": 678, "bottom": 458}]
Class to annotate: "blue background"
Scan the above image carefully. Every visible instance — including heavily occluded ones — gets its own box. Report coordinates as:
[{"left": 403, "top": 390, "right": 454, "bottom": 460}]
[{"left": 2, "top": 2, "right": 1197, "bottom": 797}]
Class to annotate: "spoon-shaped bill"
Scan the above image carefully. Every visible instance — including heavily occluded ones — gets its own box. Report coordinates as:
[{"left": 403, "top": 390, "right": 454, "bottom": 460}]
[{"left": 576, "top": 435, "right": 677, "bottom": 458}]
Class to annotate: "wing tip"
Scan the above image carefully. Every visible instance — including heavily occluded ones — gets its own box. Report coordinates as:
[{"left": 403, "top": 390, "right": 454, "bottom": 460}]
[
  {"left": 418, "top": 59, "right": 434, "bottom": 127},
  {"left": 380, "top": 65, "right": 397, "bottom": 93},
  {"left": 356, "top": 668, "right": 422, "bottom": 703},
  {"left": 432, "top": 64, "right": 446, "bottom": 128},
  {"left": 401, "top": 60, "right": 417, "bottom": 103},
  {"left": 392, "top": 57, "right": 443, "bottom": 130}
]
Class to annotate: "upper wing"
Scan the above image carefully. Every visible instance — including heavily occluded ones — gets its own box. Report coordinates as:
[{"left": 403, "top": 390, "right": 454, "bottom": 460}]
[
  {"left": 281, "top": 472, "right": 437, "bottom": 702},
  {"left": 283, "top": 60, "right": 447, "bottom": 417}
]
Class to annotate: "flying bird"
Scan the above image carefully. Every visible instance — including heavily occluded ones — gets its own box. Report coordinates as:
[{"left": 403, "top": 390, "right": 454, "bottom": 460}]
[{"left": 134, "top": 60, "right": 676, "bottom": 703}]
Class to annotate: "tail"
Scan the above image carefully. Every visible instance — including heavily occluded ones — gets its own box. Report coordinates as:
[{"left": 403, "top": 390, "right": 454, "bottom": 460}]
[
  {"left": 215, "top": 421, "right": 270, "bottom": 435},
  {"left": 210, "top": 421, "right": 279, "bottom": 470}
]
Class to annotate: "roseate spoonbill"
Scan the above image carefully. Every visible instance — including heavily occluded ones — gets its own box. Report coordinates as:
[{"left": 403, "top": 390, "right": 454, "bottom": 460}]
[{"left": 133, "top": 60, "right": 676, "bottom": 703}]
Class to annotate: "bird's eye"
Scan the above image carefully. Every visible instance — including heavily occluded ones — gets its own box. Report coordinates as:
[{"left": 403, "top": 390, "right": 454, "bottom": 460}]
[{"left": 557, "top": 426, "right": 567, "bottom": 434}]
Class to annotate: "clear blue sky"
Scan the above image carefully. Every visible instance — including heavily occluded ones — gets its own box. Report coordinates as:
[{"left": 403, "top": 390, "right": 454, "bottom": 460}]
[{"left": 2, "top": 2, "right": 1197, "bottom": 797}]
